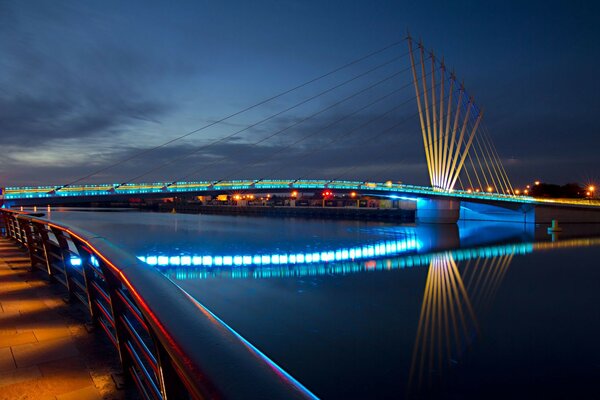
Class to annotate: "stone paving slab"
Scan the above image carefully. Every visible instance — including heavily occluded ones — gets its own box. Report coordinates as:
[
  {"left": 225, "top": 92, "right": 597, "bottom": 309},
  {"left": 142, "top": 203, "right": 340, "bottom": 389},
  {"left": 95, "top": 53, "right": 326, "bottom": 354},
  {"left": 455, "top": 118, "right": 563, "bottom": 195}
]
[{"left": 0, "top": 237, "right": 139, "bottom": 400}]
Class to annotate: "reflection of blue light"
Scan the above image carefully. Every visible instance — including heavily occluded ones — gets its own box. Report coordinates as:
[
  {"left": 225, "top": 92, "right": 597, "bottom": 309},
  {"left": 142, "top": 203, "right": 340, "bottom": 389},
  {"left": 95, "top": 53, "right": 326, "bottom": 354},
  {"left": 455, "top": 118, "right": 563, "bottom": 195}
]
[
  {"left": 70, "top": 257, "right": 82, "bottom": 266},
  {"left": 388, "top": 195, "right": 417, "bottom": 201}
]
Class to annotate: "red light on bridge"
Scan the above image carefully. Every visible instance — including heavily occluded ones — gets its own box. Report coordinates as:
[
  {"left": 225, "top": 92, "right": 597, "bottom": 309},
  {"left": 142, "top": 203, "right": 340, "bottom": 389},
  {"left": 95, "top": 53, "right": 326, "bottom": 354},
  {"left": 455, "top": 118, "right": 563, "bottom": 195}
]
[
  {"left": 322, "top": 190, "right": 333, "bottom": 198},
  {"left": 291, "top": 191, "right": 298, "bottom": 198}
]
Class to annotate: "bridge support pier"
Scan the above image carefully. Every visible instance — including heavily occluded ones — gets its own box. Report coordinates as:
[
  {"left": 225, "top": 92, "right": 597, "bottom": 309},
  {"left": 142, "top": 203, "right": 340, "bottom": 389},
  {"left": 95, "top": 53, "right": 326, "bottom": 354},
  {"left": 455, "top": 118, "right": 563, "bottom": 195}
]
[{"left": 416, "top": 198, "right": 460, "bottom": 224}]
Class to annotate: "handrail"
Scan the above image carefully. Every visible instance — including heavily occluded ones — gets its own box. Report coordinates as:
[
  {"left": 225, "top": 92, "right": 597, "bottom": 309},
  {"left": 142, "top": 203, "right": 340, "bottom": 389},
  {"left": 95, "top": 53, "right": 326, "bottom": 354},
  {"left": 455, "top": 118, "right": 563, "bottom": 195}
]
[{"left": 0, "top": 209, "right": 317, "bottom": 400}]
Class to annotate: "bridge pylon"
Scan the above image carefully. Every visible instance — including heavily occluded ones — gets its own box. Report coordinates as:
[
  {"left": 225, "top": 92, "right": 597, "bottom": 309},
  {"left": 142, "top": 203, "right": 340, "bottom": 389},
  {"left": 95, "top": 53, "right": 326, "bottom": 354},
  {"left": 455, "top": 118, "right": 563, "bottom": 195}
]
[{"left": 408, "top": 37, "right": 496, "bottom": 194}]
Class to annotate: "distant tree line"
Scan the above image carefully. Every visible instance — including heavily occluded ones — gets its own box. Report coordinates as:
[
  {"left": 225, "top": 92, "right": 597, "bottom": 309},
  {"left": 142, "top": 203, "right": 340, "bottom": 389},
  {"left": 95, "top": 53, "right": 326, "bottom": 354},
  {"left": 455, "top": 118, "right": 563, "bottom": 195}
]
[{"left": 530, "top": 183, "right": 587, "bottom": 198}]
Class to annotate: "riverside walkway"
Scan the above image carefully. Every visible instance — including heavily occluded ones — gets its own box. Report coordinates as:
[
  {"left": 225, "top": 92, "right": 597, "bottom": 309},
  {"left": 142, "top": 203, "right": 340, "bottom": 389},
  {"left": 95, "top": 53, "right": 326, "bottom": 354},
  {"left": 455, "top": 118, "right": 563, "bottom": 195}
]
[{"left": 0, "top": 237, "right": 137, "bottom": 400}]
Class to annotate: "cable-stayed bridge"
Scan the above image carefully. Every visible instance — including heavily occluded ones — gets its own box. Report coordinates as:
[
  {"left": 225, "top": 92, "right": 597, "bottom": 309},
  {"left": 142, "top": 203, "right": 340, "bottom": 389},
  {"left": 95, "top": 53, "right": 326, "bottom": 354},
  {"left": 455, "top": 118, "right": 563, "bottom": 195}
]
[{"left": 2, "top": 37, "right": 599, "bottom": 223}]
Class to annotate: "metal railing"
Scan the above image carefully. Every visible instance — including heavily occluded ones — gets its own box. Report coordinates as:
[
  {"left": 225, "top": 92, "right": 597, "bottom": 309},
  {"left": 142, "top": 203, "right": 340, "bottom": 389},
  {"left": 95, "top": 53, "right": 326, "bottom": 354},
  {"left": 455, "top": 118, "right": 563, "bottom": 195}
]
[{"left": 0, "top": 209, "right": 317, "bottom": 400}]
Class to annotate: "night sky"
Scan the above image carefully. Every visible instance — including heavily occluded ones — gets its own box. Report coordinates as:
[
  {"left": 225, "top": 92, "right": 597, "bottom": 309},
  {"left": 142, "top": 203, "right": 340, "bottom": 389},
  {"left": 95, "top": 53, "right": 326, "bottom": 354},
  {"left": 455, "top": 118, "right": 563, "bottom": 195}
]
[{"left": 1, "top": 0, "right": 598, "bottom": 188}]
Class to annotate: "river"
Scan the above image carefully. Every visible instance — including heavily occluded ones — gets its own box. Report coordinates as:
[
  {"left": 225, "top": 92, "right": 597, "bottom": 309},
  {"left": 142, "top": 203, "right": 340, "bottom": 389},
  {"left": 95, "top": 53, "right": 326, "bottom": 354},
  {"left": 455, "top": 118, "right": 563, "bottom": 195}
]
[{"left": 46, "top": 208, "right": 600, "bottom": 399}]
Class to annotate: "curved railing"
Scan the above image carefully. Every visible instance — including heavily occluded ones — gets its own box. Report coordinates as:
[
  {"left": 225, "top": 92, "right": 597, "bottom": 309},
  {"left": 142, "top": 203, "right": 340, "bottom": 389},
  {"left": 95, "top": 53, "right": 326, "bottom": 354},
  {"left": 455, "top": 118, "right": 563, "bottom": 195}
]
[{"left": 0, "top": 209, "right": 317, "bottom": 400}]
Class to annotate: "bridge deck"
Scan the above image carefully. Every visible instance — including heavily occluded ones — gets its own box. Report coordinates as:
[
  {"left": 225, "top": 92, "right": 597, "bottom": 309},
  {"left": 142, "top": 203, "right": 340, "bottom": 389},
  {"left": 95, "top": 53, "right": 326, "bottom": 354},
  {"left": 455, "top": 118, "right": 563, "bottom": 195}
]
[{"left": 0, "top": 238, "right": 137, "bottom": 400}]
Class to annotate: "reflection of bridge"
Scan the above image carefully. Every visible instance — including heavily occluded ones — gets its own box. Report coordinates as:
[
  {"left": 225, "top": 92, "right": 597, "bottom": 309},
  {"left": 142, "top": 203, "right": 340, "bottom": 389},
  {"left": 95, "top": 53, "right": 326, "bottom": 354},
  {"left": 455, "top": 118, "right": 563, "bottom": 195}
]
[{"left": 3, "top": 37, "right": 599, "bottom": 222}]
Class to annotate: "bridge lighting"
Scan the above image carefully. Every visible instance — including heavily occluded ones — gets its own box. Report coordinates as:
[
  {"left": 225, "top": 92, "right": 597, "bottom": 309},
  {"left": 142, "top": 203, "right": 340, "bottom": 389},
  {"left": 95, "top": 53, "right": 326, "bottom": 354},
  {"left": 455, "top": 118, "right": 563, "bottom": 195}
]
[
  {"left": 350, "top": 191, "right": 357, "bottom": 198},
  {"left": 526, "top": 185, "right": 531, "bottom": 189},
  {"left": 475, "top": 188, "right": 480, "bottom": 193},
  {"left": 291, "top": 191, "right": 298, "bottom": 198},
  {"left": 466, "top": 189, "right": 472, "bottom": 193},
  {"left": 589, "top": 185, "right": 595, "bottom": 193},
  {"left": 534, "top": 181, "right": 540, "bottom": 186},
  {"left": 515, "top": 189, "right": 521, "bottom": 195},
  {"left": 524, "top": 189, "right": 529, "bottom": 195},
  {"left": 385, "top": 180, "right": 393, "bottom": 187},
  {"left": 487, "top": 187, "right": 493, "bottom": 193}
]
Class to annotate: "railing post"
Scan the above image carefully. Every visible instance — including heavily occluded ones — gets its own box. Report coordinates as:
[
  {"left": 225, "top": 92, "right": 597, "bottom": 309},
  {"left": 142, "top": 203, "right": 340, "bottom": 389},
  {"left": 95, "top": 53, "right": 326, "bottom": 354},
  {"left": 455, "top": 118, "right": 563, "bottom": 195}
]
[
  {"left": 151, "top": 330, "right": 188, "bottom": 400},
  {"left": 101, "top": 267, "right": 134, "bottom": 383},
  {"left": 71, "top": 241, "right": 99, "bottom": 323},
  {"left": 34, "top": 223, "right": 55, "bottom": 276},
  {"left": 50, "top": 227, "right": 75, "bottom": 299},
  {"left": 18, "top": 217, "right": 36, "bottom": 271}
]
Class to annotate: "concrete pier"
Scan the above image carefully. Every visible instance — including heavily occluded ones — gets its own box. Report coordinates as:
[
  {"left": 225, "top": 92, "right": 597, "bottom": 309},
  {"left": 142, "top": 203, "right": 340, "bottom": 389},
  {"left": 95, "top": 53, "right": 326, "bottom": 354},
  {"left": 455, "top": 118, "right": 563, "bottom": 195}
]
[
  {"left": 0, "top": 238, "right": 137, "bottom": 400},
  {"left": 416, "top": 198, "right": 461, "bottom": 224}
]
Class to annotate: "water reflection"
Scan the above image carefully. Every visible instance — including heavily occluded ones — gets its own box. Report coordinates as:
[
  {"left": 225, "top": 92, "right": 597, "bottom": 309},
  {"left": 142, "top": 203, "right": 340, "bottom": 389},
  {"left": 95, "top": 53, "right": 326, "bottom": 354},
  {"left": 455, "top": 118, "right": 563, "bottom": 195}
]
[
  {"left": 42, "top": 210, "right": 600, "bottom": 398},
  {"left": 151, "top": 230, "right": 600, "bottom": 396},
  {"left": 407, "top": 252, "right": 513, "bottom": 396}
]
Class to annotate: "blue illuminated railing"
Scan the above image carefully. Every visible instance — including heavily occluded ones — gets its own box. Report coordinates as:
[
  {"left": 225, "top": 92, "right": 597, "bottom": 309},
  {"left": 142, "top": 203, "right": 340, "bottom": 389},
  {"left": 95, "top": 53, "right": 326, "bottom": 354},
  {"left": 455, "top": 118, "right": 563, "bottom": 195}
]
[
  {"left": 3, "top": 179, "right": 539, "bottom": 205},
  {"left": 0, "top": 209, "right": 317, "bottom": 400}
]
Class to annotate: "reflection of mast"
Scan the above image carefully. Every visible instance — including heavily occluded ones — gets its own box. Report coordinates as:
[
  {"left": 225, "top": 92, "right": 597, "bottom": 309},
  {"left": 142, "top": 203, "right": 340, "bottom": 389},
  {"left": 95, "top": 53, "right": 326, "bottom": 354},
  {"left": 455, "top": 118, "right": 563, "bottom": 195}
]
[
  {"left": 408, "top": 253, "right": 478, "bottom": 392},
  {"left": 463, "top": 253, "right": 514, "bottom": 314},
  {"left": 407, "top": 250, "right": 515, "bottom": 395}
]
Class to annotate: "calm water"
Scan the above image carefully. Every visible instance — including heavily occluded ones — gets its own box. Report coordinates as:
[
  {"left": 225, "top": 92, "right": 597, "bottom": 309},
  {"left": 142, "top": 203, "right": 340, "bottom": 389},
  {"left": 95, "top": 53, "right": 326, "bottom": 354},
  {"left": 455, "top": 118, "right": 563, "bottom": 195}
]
[{"left": 47, "top": 208, "right": 600, "bottom": 399}]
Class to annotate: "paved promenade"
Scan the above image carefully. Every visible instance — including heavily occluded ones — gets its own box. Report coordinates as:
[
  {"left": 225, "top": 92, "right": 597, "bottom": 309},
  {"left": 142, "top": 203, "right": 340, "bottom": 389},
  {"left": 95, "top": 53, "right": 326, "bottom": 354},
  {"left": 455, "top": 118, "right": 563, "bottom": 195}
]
[{"left": 0, "top": 237, "right": 137, "bottom": 400}]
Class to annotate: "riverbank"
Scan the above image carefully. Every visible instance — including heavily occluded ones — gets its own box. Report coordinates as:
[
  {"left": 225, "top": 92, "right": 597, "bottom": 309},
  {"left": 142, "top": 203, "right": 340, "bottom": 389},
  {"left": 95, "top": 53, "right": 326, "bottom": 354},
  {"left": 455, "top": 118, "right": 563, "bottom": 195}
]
[{"left": 161, "top": 203, "right": 416, "bottom": 222}]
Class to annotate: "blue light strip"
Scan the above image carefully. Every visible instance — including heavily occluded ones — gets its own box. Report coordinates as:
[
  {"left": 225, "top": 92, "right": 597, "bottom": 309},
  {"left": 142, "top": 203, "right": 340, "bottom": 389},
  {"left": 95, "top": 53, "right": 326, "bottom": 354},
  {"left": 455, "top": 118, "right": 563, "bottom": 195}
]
[
  {"left": 137, "top": 236, "right": 423, "bottom": 268},
  {"left": 163, "top": 242, "right": 534, "bottom": 281}
]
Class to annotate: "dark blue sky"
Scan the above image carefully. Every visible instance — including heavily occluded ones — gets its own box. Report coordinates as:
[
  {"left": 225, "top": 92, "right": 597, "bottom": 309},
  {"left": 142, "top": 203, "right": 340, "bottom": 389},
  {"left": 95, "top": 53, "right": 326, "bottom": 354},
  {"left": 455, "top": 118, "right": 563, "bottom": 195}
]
[{"left": 1, "top": 0, "right": 598, "bottom": 188}]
